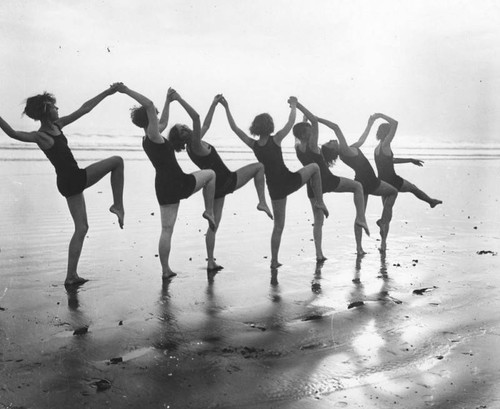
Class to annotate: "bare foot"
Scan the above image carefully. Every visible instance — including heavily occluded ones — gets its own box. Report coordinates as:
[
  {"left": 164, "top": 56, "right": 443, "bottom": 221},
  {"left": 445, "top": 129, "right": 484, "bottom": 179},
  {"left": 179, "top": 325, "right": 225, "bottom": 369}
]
[
  {"left": 257, "top": 203, "right": 273, "bottom": 220},
  {"left": 64, "top": 276, "right": 89, "bottom": 287},
  {"left": 355, "top": 219, "right": 370, "bottom": 236},
  {"left": 207, "top": 262, "right": 224, "bottom": 272},
  {"left": 316, "top": 256, "right": 327, "bottom": 263},
  {"left": 379, "top": 243, "right": 387, "bottom": 254},
  {"left": 270, "top": 260, "right": 282, "bottom": 269},
  {"left": 357, "top": 248, "right": 366, "bottom": 256},
  {"left": 315, "top": 201, "right": 329, "bottom": 218},
  {"left": 203, "top": 211, "right": 216, "bottom": 231},
  {"left": 430, "top": 199, "right": 442, "bottom": 208},
  {"left": 162, "top": 272, "right": 177, "bottom": 280},
  {"left": 109, "top": 205, "right": 125, "bottom": 229}
]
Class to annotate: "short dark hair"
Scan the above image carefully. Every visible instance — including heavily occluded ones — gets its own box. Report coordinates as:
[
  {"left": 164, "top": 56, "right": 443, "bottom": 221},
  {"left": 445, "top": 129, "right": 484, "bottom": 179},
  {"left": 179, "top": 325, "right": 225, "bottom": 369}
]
[
  {"left": 321, "top": 143, "right": 339, "bottom": 167},
  {"left": 23, "top": 92, "right": 56, "bottom": 121},
  {"left": 130, "top": 106, "right": 149, "bottom": 129},
  {"left": 292, "top": 122, "right": 311, "bottom": 139},
  {"left": 168, "top": 124, "right": 191, "bottom": 152},
  {"left": 249, "top": 113, "right": 274, "bottom": 136},
  {"left": 376, "top": 123, "right": 391, "bottom": 140}
]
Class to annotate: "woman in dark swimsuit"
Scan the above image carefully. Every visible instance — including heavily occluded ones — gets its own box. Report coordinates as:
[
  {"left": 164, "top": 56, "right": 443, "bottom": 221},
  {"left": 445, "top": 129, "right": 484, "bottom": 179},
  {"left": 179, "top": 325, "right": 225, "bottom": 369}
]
[
  {"left": 293, "top": 102, "right": 369, "bottom": 260},
  {"left": 0, "top": 84, "right": 125, "bottom": 286},
  {"left": 373, "top": 113, "right": 442, "bottom": 207},
  {"left": 220, "top": 95, "right": 328, "bottom": 269},
  {"left": 116, "top": 85, "right": 215, "bottom": 279},
  {"left": 168, "top": 93, "right": 273, "bottom": 272},
  {"left": 318, "top": 115, "right": 398, "bottom": 254}
]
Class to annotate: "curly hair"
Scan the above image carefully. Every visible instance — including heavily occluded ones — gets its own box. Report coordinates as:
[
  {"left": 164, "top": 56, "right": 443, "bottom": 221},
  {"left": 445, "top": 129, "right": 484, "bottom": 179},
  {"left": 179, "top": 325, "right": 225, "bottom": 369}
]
[
  {"left": 168, "top": 124, "right": 191, "bottom": 152},
  {"left": 130, "top": 106, "right": 149, "bottom": 129},
  {"left": 249, "top": 113, "right": 274, "bottom": 136},
  {"left": 23, "top": 92, "right": 56, "bottom": 121}
]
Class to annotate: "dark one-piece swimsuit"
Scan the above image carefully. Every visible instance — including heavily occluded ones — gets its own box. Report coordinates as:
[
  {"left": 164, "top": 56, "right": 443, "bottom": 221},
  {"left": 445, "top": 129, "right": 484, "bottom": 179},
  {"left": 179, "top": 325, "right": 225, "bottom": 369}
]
[
  {"left": 252, "top": 136, "right": 302, "bottom": 201},
  {"left": 142, "top": 136, "right": 196, "bottom": 205},
  {"left": 340, "top": 146, "right": 381, "bottom": 194},
  {"left": 187, "top": 143, "right": 237, "bottom": 199},
  {"left": 295, "top": 144, "right": 341, "bottom": 199},
  {"left": 40, "top": 124, "right": 87, "bottom": 198},
  {"left": 374, "top": 148, "right": 404, "bottom": 190}
]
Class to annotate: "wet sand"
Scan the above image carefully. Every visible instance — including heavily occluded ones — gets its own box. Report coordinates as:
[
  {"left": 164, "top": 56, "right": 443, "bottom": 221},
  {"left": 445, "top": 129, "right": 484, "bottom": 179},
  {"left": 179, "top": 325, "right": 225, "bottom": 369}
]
[{"left": 1, "top": 153, "right": 499, "bottom": 408}]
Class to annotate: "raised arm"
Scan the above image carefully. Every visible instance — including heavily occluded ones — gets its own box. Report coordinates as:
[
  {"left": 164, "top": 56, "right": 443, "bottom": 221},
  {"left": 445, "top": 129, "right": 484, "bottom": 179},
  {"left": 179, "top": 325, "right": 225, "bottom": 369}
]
[
  {"left": 351, "top": 115, "right": 376, "bottom": 148},
  {"left": 373, "top": 112, "right": 398, "bottom": 146},
  {"left": 169, "top": 89, "right": 201, "bottom": 140},
  {"left": 317, "top": 117, "right": 356, "bottom": 156},
  {"left": 219, "top": 96, "right": 254, "bottom": 148},
  {"left": 200, "top": 94, "right": 222, "bottom": 138},
  {"left": 274, "top": 96, "right": 297, "bottom": 144},
  {"left": 116, "top": 84, "right": 161, "bottom": 142},
  {"left": 56, "top": 83, "right": 119, "bottom": 129},
  {"left": 296, "top": 101, "right": 319, "bottom": 149},
  {"left": 0, "top": 116, "right": 37, "bottom": 143},
  {"left": 158, "top": 88, "right": 176, "bottom": 134}
]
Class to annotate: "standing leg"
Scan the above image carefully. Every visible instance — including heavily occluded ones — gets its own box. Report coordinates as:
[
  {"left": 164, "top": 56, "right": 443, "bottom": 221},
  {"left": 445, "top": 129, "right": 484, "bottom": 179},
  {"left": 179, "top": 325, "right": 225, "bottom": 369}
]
[
  {"left": 85, "top": 156, "right": 125, "bottom": 228},
  {"left": 309, "top": 198, "right": 326, "bottom": 262},
  {"left": 234, "top": 162, "right": 273, "bottom": 219},
  {"left": 191, "top": 170, "right": 216, "bottom": 230},
  {"left": 270, "top": 198, "right": 287, "bottom": 269},
  {"left": 65, "top": 193, "right": 89, "bottom": 286},
  {"left": 206, "top": 197, "right": 225, "bottom": 271},
  {"left": 159, "top": 203, "right": 180, "bottom": 279},
  {"left": 297, "top": 163, "right": 329, "bottom": 218},
  {"left": 373, "top": 181, "right": 398, "bottom": 253},
  {"left": 399, "top": 179, "right": 442, "bottom": 208},
  {"left": 354, "top": 193, "right": 369, "bottom": 255}
]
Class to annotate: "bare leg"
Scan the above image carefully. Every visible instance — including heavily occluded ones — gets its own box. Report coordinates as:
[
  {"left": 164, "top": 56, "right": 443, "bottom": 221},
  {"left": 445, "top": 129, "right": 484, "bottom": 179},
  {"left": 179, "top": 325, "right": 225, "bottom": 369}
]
[
  {"left": 206, "top": 197, "right": 225, "bottom": 271},
  {"left": 354, "top": 193, "right": 369, "bottom": 255},
  {"left": 309, "top": 198, "right": 326, "bottom": 262},
  {"left": 400, "top": 179, "right": 442, "bottom": 208},
  {"left": 335, "top": 177, "right": 369, "bottom": 236},
  {"left": 191, "top": 170, "right": 216, "bottom": 230},
  {"left": 65, "top": 193, "right": 89, "bottom": 286},
  {"left": 234, "top": 162, "right": 273, "bottom": 219},
  {"left": 372, "top": 181, "right": 398, "bottom": 253},
  {"left": 85, "top": 156, "right": 125, "bottom": 228},
  {"left": 270, "top": 198, "right": 286, "bottom": 268},
  {"left": 297, "top": 163, "right": 329, "bottom": 218},
  {"left": 159, "top": 203, "right": 180, "bottom": 279}
]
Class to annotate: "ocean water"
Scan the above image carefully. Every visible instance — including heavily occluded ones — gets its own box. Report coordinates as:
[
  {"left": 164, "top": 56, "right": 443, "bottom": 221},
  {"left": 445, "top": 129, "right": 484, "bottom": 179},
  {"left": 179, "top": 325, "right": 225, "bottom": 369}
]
[{"left": 1, "top": 131, "right": 500, "bottom": 162}]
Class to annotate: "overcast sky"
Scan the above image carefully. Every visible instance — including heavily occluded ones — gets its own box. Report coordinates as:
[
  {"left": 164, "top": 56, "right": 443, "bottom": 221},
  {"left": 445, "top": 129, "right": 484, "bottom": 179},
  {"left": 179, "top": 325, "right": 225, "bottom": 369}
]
[{"left": 1, "top": 0, "right": 500, "bottom": 147}]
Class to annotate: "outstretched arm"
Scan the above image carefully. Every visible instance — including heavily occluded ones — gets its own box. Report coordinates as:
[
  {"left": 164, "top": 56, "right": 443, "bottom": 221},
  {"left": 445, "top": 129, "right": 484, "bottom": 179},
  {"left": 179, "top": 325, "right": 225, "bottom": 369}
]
[
  {"left": 56, "top": 83, "right": 119, "bottom": 129},
  {"left": 394, "top": 157, "right": 424, "bottom": 166},
  {"left": 169, "top": 89, "right": 201, "bottom": 140},
  {"left": 373, "top": 112, "right": 398, "bottom": 146},
  {"left": 274, "top": 96, "right": 297, "bottom": 144},
  {"left": 0, "top": 116, "right": 38, "bottom": 143},
  {"left": 296, "top": 101, "right": 319, "bottom": 150},
  {"left": 200, "top": 94, "right": 222, "bottom": 138},
  {"left": 351, "top": 115, "right": 376, "bottom": 148},
  {"left": 219, "top": 96, "right": 254, "bottom": 148},
  {"left": 317, "top": 117, "right": 356, "bottom": 156},
  {"left": 116, "top": 84, "right": 161, "bottom": 142}
]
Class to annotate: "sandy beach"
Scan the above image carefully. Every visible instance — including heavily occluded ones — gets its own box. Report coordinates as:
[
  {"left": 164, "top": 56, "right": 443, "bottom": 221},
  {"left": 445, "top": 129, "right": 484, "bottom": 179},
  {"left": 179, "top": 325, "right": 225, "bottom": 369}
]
[{"left": 1, "top": 150, "right": 499, "bottom": 409}]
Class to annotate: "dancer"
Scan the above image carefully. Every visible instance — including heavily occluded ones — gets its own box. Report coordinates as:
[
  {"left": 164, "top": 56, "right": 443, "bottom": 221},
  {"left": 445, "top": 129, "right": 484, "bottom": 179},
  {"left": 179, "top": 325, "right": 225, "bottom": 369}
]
[
  {"left": 317, "top": 115, "right": 398, "bottom": 254},
  {"left": 169, "top": 93, "right": 273, "bottom": 272},
  {"left": 0, "top": 85, "right": 125, "bottom": 286},
  {"left": 293, "top": 102, "right": 369, "bottom": 261},
  {"left": 220, "top": 95, "right": 328, "bottom": 269},
  {"left": 116, "top": 84, "right": 216, "bottom": 279},
  {"left": 373, "top": 113, "right": 442, "bottom": 207}
]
